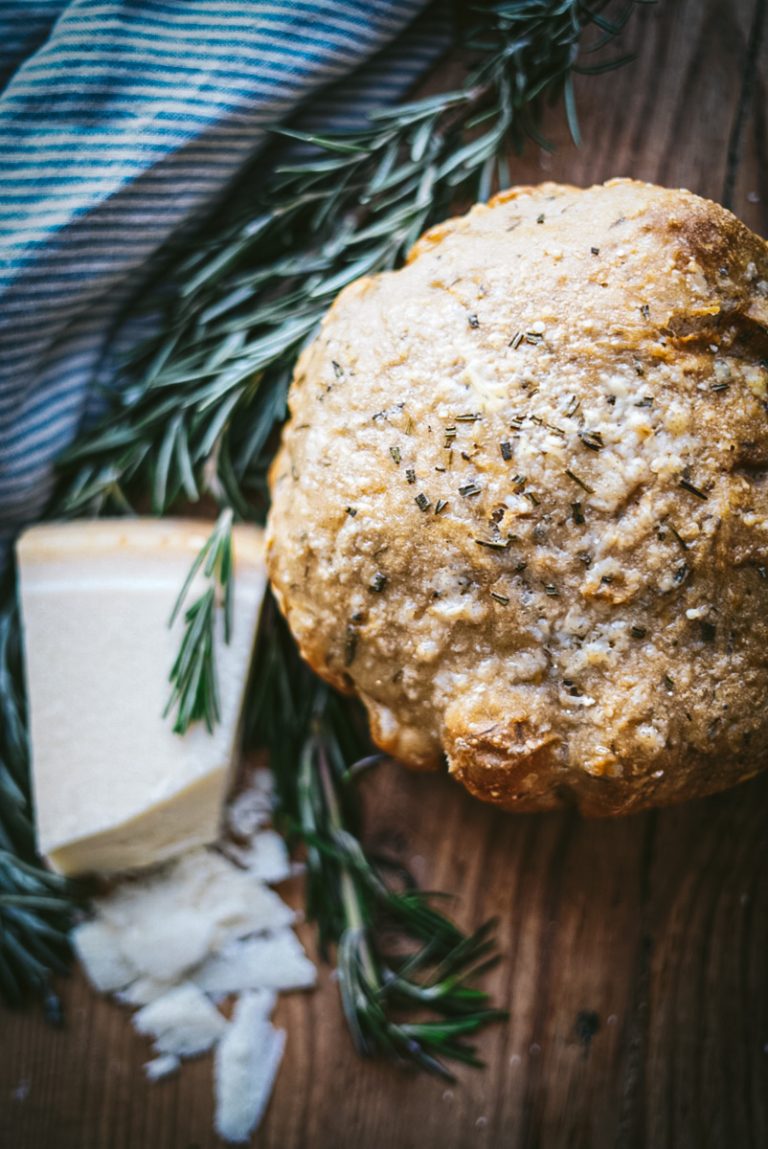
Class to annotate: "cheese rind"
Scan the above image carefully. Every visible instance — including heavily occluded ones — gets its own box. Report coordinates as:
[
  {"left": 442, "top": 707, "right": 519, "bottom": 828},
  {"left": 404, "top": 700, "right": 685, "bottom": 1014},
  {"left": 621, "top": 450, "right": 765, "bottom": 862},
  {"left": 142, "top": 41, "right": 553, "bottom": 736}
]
[{"left": 16, "top": 519, "right": 266, "bottom": 876}]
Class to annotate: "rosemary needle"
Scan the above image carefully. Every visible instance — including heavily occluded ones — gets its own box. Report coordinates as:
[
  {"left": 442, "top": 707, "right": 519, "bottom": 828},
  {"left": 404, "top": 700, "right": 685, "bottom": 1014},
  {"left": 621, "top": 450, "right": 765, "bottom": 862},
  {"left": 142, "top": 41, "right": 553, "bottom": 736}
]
[
  {"left": 164, "top": 509, "right": 234, "bottom": 735},
  {"left": 0, "top": 587, "right": 82, "bottom": 1007}
]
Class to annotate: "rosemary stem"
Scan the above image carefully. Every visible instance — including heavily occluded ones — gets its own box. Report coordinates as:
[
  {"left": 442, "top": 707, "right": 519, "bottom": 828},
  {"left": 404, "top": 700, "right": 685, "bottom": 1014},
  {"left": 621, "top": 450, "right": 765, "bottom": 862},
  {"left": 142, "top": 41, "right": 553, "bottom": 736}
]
[{"left": 314, "top": 727, "right": 378, "bottom": 987}]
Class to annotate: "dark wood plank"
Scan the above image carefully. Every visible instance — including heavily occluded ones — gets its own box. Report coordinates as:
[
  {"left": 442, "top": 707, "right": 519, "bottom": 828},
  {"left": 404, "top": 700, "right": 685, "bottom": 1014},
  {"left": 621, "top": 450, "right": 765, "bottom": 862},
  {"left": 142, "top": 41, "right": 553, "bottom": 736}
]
[
  {"left": 506, "top": 0, "right": 766, "bottom": 236},
  {"left": 2, "top": 1, "right": 766, "bottom": 1146},
  {"left": 642, "top": 781, "right": 768, "bottom": 1149},
  {"left": 727, "top": 0, "right": 768, "bottom": 233}
]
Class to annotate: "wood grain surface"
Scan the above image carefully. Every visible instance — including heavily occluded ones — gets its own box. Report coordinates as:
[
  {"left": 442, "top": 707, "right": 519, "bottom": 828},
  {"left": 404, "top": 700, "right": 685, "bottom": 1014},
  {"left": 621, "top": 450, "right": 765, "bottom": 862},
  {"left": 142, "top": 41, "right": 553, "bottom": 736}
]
[{"left": 2, "top": 1, "right": 767, "bottom": 1146}]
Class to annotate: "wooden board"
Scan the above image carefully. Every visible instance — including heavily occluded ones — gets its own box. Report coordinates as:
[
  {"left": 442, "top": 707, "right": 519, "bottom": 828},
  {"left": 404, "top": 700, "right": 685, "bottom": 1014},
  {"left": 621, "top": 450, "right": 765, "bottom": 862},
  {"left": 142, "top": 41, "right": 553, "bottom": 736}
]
[{"left": 2, "top": 1, "right": 767, "bottom": 1146}]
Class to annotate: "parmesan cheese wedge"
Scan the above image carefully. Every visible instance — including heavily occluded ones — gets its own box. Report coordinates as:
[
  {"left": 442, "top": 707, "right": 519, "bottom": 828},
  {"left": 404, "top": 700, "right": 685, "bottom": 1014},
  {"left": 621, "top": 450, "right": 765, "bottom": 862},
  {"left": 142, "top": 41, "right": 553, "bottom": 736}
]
[{"left": 16, "top": 519, "right": 266, "bottom": 876}]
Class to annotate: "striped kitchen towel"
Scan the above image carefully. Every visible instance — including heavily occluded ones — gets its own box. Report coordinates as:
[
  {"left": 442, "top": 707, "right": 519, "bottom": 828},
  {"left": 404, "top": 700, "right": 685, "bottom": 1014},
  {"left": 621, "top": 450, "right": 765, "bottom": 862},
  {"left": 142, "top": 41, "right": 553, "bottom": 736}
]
[{"left": 0, "top": 0, "right": 450, "bottom": 556}]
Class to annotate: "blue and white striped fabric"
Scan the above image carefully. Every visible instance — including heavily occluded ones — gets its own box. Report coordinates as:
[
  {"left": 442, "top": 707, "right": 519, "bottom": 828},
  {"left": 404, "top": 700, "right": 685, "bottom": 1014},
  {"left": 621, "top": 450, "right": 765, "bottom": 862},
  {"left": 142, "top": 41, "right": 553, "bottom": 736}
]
[{"left": 0, "top": 0, "right": 449, "bottom": 556}]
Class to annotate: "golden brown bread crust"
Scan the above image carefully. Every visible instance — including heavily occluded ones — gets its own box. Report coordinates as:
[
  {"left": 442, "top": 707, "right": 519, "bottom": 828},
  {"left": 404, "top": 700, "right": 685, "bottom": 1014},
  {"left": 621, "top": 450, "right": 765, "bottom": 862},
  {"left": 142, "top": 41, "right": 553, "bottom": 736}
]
[{"left": 267, "top": 179, "right": 768, "bottom": 815}]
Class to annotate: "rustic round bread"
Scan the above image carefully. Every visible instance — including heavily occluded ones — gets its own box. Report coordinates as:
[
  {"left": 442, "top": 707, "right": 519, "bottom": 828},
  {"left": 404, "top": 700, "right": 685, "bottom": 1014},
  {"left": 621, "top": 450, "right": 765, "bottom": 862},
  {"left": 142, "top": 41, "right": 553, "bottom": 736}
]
[{"left": 267, "top": 179, "right": 768, "bottom": 815}]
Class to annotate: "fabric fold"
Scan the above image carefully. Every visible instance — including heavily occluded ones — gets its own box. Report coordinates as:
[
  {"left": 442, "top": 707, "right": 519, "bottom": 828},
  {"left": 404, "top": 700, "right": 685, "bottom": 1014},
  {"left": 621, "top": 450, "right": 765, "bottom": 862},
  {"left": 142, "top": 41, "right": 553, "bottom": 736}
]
[{"left": 0, "top": 0, "right": 449, "bottom": 545}]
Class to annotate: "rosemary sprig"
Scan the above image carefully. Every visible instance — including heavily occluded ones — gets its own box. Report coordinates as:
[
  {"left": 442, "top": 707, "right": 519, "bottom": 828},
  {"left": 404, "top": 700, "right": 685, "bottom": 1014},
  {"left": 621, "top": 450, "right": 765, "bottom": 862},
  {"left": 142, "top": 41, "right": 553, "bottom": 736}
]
[
  {"left": 250, "top": 595, "right": 506, "bottom": 1078},
  {"left": 0, "top": 852, "right": 77, "bottom": 1010},
  {"left": 164, "top": 510, "right": 234, "bottom": 734},
  {"left": 0, "top": 584, "right": 81, "bottom": 1007}
]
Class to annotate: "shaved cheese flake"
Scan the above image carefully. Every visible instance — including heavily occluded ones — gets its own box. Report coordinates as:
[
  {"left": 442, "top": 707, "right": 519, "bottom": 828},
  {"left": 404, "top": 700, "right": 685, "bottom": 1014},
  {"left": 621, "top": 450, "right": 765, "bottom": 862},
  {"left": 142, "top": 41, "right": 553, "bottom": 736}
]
[
  {"left": 72, "top": 919, "right": 136, "bottom": 993},
  {"left": 144, "top": 1054, "right": 180, "bottom": 1082},
  {"left": 115, "top": 977, "right": 176, "bottom": 1008},
  {"left": 119, "top": 907, "right": 214, "bottom": 983},
  {"left": 226, "top": 770, "right": 273, "bottom": 839},
  {"left": 95, "top": 848, "right": 234, "bottom": 929},
  {"left": 193, "top": 930, "right": 316, "bottom": 996},
  {"left": 214, "top": 992, "right": 286, "bottom": 1143},
  {"left": 202, "top": 872, "right": 295, "bottom": 946},
  {"left": 133, "top": 983, "right": 227, "bottom": 1058},
  {"left": 224, "top": 829, "right": 291, "bottom": 884},
  {"left": 93, "top": 847, "right": 295, "bottom": 982}
]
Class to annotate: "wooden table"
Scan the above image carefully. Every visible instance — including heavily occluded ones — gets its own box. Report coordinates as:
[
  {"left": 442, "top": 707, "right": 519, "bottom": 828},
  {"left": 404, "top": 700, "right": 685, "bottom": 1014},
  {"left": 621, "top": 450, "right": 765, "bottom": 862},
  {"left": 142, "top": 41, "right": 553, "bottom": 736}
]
[{"left": 2, "top": 1, "right": 767, "bottom": 1145}]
